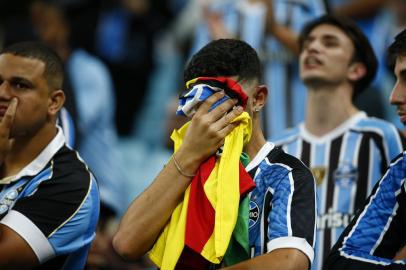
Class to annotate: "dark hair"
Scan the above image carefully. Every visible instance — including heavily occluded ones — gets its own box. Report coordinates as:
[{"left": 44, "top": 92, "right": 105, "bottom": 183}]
[
  {"left": 1, "top": 41, "right": 64, "bottom": 90},
  {"left": 388, "top": 29, "right": 406, "bottom": 68},
  {"left": 184, "top": 39, "right": 261, "bottom": 84},
  {"left": 299, "top": 15, "right": 377, "bottom": 96}
]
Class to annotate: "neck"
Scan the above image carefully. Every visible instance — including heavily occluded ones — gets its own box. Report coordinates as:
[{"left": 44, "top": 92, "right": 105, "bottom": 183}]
[
  {"left": 2, "top": 123, "right": 58, "bottom": 177},
  {"left": 244, "top": 117, "right": 267, "bottom": 161},
  {"left": 305, "top": 83, "right": 359, "bottom": 137}
]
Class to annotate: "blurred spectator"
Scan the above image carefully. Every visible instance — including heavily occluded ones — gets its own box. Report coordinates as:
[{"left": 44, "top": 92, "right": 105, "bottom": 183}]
[
  {"left": 95, "top": 0, "right": 174, "bottom": 136},
  {"left": 31, "top": 0, "right": 127, "bottom": 216},
  {"left": 328, "top": 0, "right": 386, "bottom": 19},
  {"left": 273, "top": 15, "right": 405, "bottom": 270},
  {"left": 0, "top": 1, "right": 37, "bottom": 46},
  {"left": 259, "top": 0, "right": 326, "bottom": 137},
  {"left": 326, "top": 0, "right": 406, "bottom": 130},
  {"left": 187, "top": 0, "right": 326, "bottom": 137},
  {"left": 362, "top": 0, "right": 406, "bottom": 129},
  {"left": 30, "top": 1, "right": 136, "bottom": 268},
  {"left": 328, "top": 0, "right": 389, "bottom": 121}
]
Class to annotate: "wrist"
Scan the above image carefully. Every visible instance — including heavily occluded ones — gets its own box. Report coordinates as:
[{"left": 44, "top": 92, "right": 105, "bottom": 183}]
[{"left": 173, "top": 148, "right": 201, "bottom": 177}]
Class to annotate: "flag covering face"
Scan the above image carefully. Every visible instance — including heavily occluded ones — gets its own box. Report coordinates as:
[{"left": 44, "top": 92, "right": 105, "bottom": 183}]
[
  {"left": 149, "top": 77, "right": 255, "bottom": 270},
  {"left": 176, "top": 77, "right": 249, "bottom": 117}
]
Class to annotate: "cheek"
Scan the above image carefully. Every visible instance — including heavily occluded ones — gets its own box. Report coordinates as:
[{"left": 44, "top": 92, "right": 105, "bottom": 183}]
[
  {"left": 16, "top": 98, "right": 48, "bottom": 116},
  {"left": 299, "top": 55, "right": 306, "bottom": 70}
]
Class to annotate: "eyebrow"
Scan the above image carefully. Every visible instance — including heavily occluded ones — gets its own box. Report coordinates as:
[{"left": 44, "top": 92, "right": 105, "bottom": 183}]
[
  {"left": 321, "top": 34, "right": 339, "bottom": 41},
  {"left": 304, "top": 34, "right": 339, "bottom": 44}
]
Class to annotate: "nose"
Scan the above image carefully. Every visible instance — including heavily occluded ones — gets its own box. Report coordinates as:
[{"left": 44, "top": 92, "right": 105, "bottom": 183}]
[
  {"left": 306, "top": 39, "right": 322, "bottom": 54},
  {"left": 0, "top": 81, "right": 13, "bottom": 100},
  {"left": 390, "top": 81, "right": 405, "bottom": 105}
]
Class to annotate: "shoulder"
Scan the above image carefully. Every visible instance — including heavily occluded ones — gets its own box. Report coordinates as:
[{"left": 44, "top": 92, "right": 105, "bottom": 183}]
[
  {"left": 20, "top": 146, "right": 98, "bottom": 214},
  {"left": 51, "top": 146, "right": 93, "bottom": 187},
  {"left": 353, "top": 116, "right": 400, "bottom": 137},
  {"left": 271, "top": 126, "right": 301, "bottom": 146},
  {"left": 1, "top": 146, "right": 99, "bottom": 262},
  {"left": 68, "top": 49, "right": 111, "bottom": 82},
  {"left": 353, "top": 116, "right": 404, "bottom": 154},
  {"left": 260, "top": 147, "right": 314, "bottom": 185},
  {"left": 389, "top": 151, "right": 406, "bottom": 168}
]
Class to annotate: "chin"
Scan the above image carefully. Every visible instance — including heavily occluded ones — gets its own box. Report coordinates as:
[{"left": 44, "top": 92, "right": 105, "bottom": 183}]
[{"left": 302, "top": 75, "right": 326, "bottom": 87}]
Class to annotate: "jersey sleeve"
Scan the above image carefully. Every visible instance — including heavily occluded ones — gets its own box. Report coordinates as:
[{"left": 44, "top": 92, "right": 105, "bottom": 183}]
[
  {"left": 267, "top": 167, "right": 316, "bottom": 263},
  {"left": 0, "top": 169, "right": 99, "bottom": 263}
]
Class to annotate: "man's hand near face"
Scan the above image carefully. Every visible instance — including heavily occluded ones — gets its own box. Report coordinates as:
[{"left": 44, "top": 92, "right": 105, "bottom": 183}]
[
  {"left": 113, "top": 91, "right": 244, "bottom": 260},
  {"left": 0, "top": 98, "right": 17, "bottom": 165}
]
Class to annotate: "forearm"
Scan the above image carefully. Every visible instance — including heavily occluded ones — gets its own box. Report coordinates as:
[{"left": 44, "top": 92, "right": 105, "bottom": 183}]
[
  {"left": 263, "top": 0, "right": 300, "bottom": 55},
  {"left": 267, "top": 25, "right": 300, "bottom": 55},
  {"left": 333, "top": 0, "right": 385, "bottom": 19},
  {"left": 113, "top": 148, "right": 199, "bottom": 260},
  {"left": 221, "top": 248, "right": 309, "bottom": 270},
  {"left": 394, "top": 245, "right": 406, "bottom": 260},
  {"left": 113, "top": 92, "right": 241, "bottom": 260},
  {"left": 0, "top": 225, "right": 39, "bottom": 269}
]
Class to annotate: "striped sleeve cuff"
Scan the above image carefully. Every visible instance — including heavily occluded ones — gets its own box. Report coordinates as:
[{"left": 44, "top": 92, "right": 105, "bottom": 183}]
[
  {"left": 1, "top": 210, "right": 55, "bottom": 263},
  {"left": 267, "top": 236, "right": 314, "bottom": 263}
]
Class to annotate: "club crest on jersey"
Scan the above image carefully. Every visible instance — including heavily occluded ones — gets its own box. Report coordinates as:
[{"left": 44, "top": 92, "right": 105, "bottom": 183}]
[
  {"left": 249, "top": 201, "right": 260, "bottom": 228},
  {"left": 334, "top": 162, "right": 358, "bottom": 188},
  {"left": 0, "top": 189, "right": 19, "bottom": 215},
  {"left": 311, "top": 166, "right": 326, "bottom": 186}
]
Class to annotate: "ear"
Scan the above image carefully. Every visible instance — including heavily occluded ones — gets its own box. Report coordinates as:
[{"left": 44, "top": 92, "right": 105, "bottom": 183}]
[
  {"left": 48, "top": 89, "right": 65, "bottom": 116},
  {"left": 252, "top": 85, "right": 268, "bottom": 110},
  {"left": 348, "top": 62, "right": 367, "bottom": 82}
]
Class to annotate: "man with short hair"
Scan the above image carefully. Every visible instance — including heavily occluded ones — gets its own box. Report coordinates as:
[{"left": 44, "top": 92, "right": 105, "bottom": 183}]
[
  {"left": 114, "top": 39, "right": 316, "bottom": 269},
  {"left": 0, "top": 41, "right": 99, "bottom": 269},
  {"left": 324, "top": 28, "right": 406, "bottom": 270},
  {"left": 273, "top": 15, "right": 405, "bottom": 270}
]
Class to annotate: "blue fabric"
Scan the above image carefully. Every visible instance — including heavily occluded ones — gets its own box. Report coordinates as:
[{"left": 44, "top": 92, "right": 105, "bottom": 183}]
[
  {"left": 49, "top": 177, "right": 99, "bottom": 256},
  {"left": 262, "top": 0, "right": 325, "bottom": 137},
  {"left": 272, "top": 113, "right": 404, "bottom": 270},
  {"left": 58, "top": 108, "right": 75, "bottom": 148},
  {"left": 249, "top": 162, "right": 292, "bottom": 256},
  {"left": 248, "top": 145, "right": 316, "bottom": 262},
  {"left": 339, "top": 152, "right": 406, "bottom": 266},
  {"left": 95, "top": 8, "right": 130, "bottom": 63},
  {"left": 189, "top": 0, "right": 326, "bottom": 137},
  {"left": 177, "top": 84, "right": 230, "bottom": 117},
  {"left": 0, "top": 144, "right": 100, "bottom": 270},
  {"left": 356, "top": 117, "right": 404, "bottom": 163},
  {"left": 67, "top": 49, "right": 127, "bottom": 216}
]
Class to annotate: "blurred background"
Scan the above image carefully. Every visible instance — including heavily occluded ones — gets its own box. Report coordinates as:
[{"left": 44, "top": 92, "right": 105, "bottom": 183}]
[{"left": 1, "top": 0, "right": 405, "bottom": 269}]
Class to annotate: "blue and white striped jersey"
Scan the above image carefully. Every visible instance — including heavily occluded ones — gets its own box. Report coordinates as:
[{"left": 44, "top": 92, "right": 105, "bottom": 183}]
[
  {"left": 325, "top": 152, "right": 406, "bottom": 269},
  {"left": 0, "top": 128, "right": 100, "bottom": 269},
  {"left": 247, "top": 142, "right": 316, "bottom": 263},
  {"left": 190, "top": 0, "right": 326, "bottom": 138},
  {"left": 272, "top": 112, "right": 405, "bottom": 270},
  {"left": 261, "top": 0, "right": 326, "bottom": 137}
]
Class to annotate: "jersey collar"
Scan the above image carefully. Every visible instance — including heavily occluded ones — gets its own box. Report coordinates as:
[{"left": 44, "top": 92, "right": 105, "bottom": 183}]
[
  {"left": 299, "top": 111, "right": 367, "bottom": 144},
  {"left": 0, "top": 126, "right": 66, "bottom": 184},
  {"left": 246, "top": 142, "right": 275, "bottom": 172}
]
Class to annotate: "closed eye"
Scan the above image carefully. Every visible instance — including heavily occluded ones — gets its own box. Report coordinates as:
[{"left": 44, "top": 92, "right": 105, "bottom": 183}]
[{"left": 11, "top": 78, "right": 33, "bottom": 90}]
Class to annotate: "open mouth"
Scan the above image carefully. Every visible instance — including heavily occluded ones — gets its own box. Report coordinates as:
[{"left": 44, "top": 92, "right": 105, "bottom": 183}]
[
  {"left": 398, "top": 112, "right": 406, "bottom": 123},
  {"left": 304, "top": 56, "right": 322, "bottom": 67}
]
